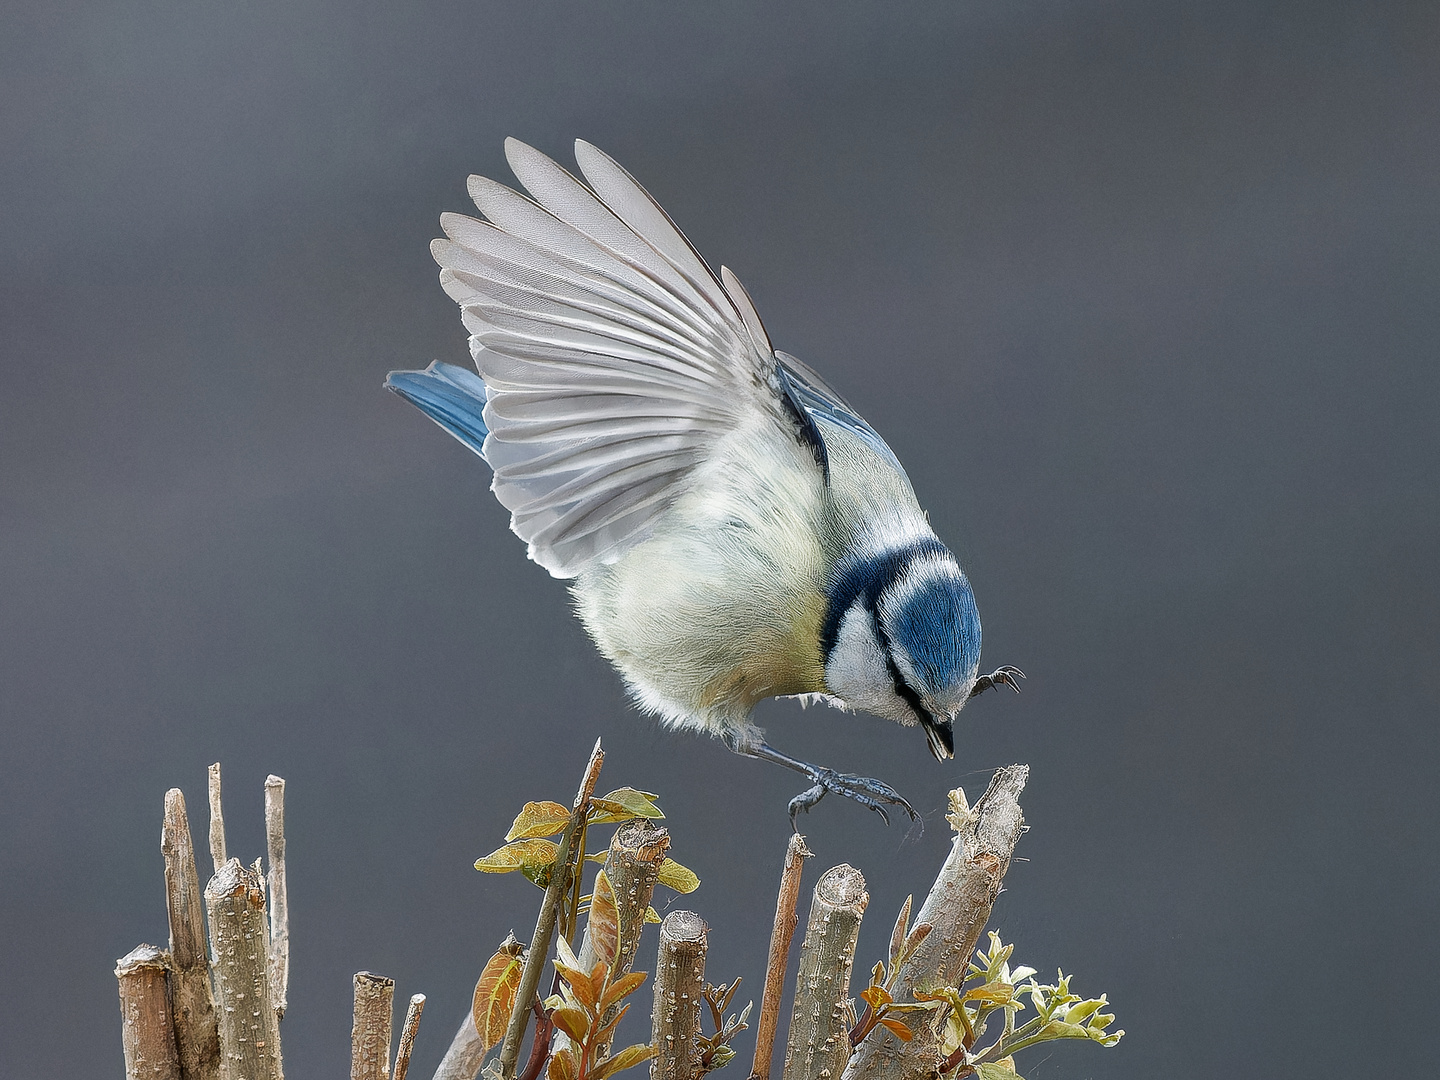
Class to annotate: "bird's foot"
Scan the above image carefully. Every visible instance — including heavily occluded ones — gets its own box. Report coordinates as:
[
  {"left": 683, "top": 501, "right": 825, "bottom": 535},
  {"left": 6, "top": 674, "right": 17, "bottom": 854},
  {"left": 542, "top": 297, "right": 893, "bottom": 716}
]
[
  {"left": 786, "top": 767, "right": 917, "bottom": 829},
  {"left": 969, "top": 665, "right": 1025, "bottom": 699}
]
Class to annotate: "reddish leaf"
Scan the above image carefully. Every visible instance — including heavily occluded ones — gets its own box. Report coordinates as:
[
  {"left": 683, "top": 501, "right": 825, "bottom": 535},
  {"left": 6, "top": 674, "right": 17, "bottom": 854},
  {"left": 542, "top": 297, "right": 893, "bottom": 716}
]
[
  {"left": 589, "top": 869, "right": 620, "bottom": 969},
  {"left": 600, "top": 970, "right": 648, "bottom": 1013},
  {"left": 548, "top": 1048, "right": 578, "bottom": 1080},
  {"left": 594, "top": 1043, "right": 656, "bottom": 1080},
  {"left": 879, "top": 1017, "right": 914, "bottom": 1041},
  {"left": 472, "top": 936, "right": 525, "bottom": 1052},
  {"left": 550, "top": 1005, "right": 590, "bottom": 1043}
]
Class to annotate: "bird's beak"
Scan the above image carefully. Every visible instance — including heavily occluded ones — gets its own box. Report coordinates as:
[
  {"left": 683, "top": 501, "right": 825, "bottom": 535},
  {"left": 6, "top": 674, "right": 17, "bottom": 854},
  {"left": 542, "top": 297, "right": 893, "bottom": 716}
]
[{"left": 920, "top": 712, "right": 955, "bottom": 761}]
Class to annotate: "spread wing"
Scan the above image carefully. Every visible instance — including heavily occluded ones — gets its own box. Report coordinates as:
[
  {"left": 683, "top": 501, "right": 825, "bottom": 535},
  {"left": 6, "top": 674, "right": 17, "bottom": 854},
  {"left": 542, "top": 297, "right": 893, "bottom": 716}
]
[
  {"left": 774, "top": 350, "right": 910, "bottom": 482},
  {"left": 427, "top": 138, "right": 819, "bottom": 577}
]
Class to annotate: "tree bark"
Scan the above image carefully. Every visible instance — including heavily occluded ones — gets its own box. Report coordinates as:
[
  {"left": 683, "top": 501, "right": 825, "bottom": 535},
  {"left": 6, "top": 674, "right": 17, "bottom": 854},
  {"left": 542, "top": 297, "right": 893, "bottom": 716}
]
[
  {"left": 841, "top": 765, "right": 1028, "bottom": 1080},
  {"left": 650, "top": 910, "right": 708, "bottom": 1080},
  {"left": 207, "top": 762, "right": 227, "bottom": 876},
  {"left": 352, "top": 971, "right": 396, "bottom": 1080},
  {"left": 577, "top": 818, "right": 671, "bottom": 1057},
  {"left": 393, "top": 994, "right": 427, "bottom": 1080},
  {"left": 162, "top": 789, "right": 221, "bottom": 1080},
  {"left": 265, "top": 775, "right": 290, "bottom": 1020},
  {"left": 782, "top": 865, "right": 867, "bottom": 1080},
  {"left": 430, "top": 1009, "right": 485, "bottom": 1080},
  {"left": 750, "top": 833, "right": 810, "bottom": 1080},
  {"left": 116, "top": 944, "right": 182, "bottom": 1080},
  {"left": 205, "top": 858, "right": 283, "bottom": 1080}
]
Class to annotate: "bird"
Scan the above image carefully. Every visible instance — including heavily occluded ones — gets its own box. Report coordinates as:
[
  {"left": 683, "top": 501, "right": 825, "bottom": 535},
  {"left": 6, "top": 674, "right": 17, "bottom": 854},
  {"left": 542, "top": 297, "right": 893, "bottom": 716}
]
[{"left": 387, "top": 138, "right": 1022, "bottom": 824}]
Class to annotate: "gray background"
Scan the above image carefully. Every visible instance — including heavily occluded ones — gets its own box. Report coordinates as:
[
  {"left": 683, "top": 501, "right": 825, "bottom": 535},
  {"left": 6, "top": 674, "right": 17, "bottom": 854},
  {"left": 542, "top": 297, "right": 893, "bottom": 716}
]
[{"left": 3, "top": 1, "right": 1436, "bottom": 1076}]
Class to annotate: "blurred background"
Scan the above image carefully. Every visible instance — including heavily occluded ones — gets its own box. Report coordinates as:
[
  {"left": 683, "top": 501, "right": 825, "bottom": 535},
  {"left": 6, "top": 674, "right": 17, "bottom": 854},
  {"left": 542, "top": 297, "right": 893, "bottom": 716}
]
[{"left": 3, "top": 1, "right": 1437, "bottom": 1076}]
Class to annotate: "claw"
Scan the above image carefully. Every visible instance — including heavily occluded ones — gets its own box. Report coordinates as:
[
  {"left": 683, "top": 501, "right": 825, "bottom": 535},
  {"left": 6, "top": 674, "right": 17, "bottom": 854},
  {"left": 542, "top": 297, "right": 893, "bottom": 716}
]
[
  {"left": 969, "top": 665, "right": 1026, "bottom": 699},
  {"left": 734, "top": 739, "right": 918, "bottom": 828}
]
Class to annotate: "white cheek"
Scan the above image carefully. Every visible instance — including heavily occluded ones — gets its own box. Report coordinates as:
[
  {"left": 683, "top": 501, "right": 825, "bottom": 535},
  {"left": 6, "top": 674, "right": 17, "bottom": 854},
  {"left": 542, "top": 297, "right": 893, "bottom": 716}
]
[{"left": 825, "top": 606, "right": 913, "bottom": 725}]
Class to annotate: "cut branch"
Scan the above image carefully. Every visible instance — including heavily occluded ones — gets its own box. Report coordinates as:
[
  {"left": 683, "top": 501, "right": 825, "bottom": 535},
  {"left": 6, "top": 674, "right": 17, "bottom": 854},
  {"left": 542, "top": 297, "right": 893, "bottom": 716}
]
[
  {"left": 207, "top": 762, "right": 227, "bottom": 876},
  {"left": 841, "top": 765, "right": 1029, "bottom": 1080},
  {"left": 749, "top": 833, "right": 810, "bottom": 1080},
  {"left": 205, "top": 858, "right": 283, "bottom": 1080},
  {"left": 651, "top": 910, "right": 709, "bottom": 1080},
  {"left": 781, "top": 865, "right": 867, "bottom": 1080},
  {"left": 116, "top": 944, "right": 182, "bottom": 1080},
  {"left": 578, "top": 818, "right": 671, "bottom": 1057},
  {"left": 265, "top": 774, "right": 290, "bottom": 1019},
  {"left": 393, "top": 994, "right": 427, "bottom": 1080},
  {"left": 497, "top": 737, "right": 606, "bottom": 1080},
  {"left": 163, "top": 788, "right": 221, "bottom": 1080},
  {"left": 352, "top": 971, "right": 396, "bottom": 1080}
]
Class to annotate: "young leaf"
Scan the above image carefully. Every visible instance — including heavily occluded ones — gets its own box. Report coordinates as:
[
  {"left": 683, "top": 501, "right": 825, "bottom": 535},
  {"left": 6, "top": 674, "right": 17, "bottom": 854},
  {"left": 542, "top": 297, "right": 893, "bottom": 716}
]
[
  {"left": 859, "top": 985, "right": 892, "bottom": 1009},
  {"left": 594, "top": 1043, "right": 656, "bottom": 1080},
  {"left": 475, "top": 838, "right": 560, "bottom": 873},
  {"left": 588, "top": 788, "right": 664, "bottom": 822},
  {"left": 591, "top": 1002, "right": 630, "bottom": 1048},
  {"left": 656, "top": 858, "right": 700, "bottom": 893},
  {"left": 472, "top": 935, "right": 525, "bottom": 1052},
  {"left": 889, "top": 895, "right": 913, "bottom": 971},
  {"left": 878, "top": 1017, "right": 914, "bottom": 1041},
  {"left": 644, "top": 906, "right": 661, "bottom": 924},
  {"left": 590, "top": 869, "right": 620, "bottom": 968},
  {"left": 900, "top": 923, "right": 933, "bottom": 967},
  {"left": 507, "top": 801, "right": 571, "bottom": 841},
  {"left": 548, "top": 1048, "right": 578, "bottom": 1080},
  {"left": 549, "top": 1005, "right": 590, "bottom": 1042},
  {"left": 600, "top": 970, "right": 648, "bottom": 1013},
  {"left": 975, "top": 1064, "right": 1023, "bottom": 1080},
  {"left": 964, "top": 982, "right": 1015, "bottom": 1005}
]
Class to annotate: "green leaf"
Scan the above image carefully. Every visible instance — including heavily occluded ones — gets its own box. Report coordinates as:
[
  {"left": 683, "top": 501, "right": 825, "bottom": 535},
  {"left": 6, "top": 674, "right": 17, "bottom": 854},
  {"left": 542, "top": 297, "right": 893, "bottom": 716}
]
[
  {"left": 643, "top": 905, "right": 662, "bottom": 924},
  {"left": 975, "top": 1063, "right": 1023, "bottom": 1080},
  {"left": 506, "top": 801, "right": 572, "bottom": 841},
  {"left": 657, "top": 858, "right": 700, "bottom": 893},
  {"left": 475, "top": 838, "right": 560, "bottom": 873},
  {"left": 588, "top": 788, "right": 664, "bottom": 823}
]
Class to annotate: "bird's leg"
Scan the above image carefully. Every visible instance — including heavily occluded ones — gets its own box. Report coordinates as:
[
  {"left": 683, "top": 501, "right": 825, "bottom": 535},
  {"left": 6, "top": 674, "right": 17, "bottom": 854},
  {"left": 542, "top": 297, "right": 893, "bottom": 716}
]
[
  {"left": 722, "top": 731, "right": 918, "bottom": 828},
  {"left": 968, "top": 665, "right": 1025, "bottom": 699}
]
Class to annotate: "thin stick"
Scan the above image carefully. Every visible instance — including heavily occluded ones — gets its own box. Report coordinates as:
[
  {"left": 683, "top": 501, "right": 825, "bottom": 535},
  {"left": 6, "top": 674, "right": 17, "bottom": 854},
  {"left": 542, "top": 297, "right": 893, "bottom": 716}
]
[
  {"left": 352, "top": 972, "right": 396, "bottom": 1080},
  {"left": 749, "top": 833, "right": 810, "bottom": 1080},
  {"left": 116, "top": 944, "right": 182, "bottom": 1080},
  {"left": 392, "top": 994, "right": 426, "bottom": 1080},
  {"left": 841, "top": 765, "right": 1029, "bottom": 1080},
  {"left": 162, "top": 788, "right": 221, "bottom": 1080},
  {"left": 497, "top": 738, "right": 606, "bottom": 1080},
  {"left": 206, "top": 858, "right": 283, "bottom": 1080},
  {"left": 650, "top": 911, "right": 709, "bottom": 1080},
  {"left": 207, "top": 762, "right": 227, "bottom": 875},
  {"left": 265, "top": 774, "right": 290, "bottom": 1019},
  {"left": 781, "top": 866, "right": 867, "bottom": 1080}
]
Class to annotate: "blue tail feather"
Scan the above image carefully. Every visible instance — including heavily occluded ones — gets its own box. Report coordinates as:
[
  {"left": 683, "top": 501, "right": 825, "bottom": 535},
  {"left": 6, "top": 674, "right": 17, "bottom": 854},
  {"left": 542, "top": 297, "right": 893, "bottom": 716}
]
[{"left": 385, "top": 361, "right": 490, "bottom": 459}]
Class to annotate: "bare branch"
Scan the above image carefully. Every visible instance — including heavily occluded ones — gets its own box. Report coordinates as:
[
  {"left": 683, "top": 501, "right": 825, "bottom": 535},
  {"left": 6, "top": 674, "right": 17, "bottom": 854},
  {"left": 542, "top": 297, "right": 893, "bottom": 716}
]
[
  {"left": 782, "top": 866, "right": 867, "bottom": 1080},
  {"left": 497, "top": 737, "right": 606, "bottom": 1080},
  {"left": 393, "top": 994, "right": 427, "bottom": 1080},
  {"left": 206, "top": 858, "right": 283, "bottom": 1080},
  {"left": 841, "top": 765, "right": 1029, "bottom": 1080},
  {"left": 116, "top": 944, "right": 182, "bottom": 1080},
  {"left": 578, "top": 818, "right": 671, "bottom": 1057},
  {"left": 352, "top": 972, "right": 396, "bottom": 1080},
  {"left": 163, "top": 789, "right": 221, "bottom": 1080},
  {"left": 749, "top": 833, "right": 810, "bottom": 1080},
  {"left": 651, "top": 910, "right": 709, "bottom": 1080},
  {"left": 207, "top": 762, "right": 227, "bottom": 876},
  {"left": 265, "top": 774, "right": 289, "bottom": 1019}
]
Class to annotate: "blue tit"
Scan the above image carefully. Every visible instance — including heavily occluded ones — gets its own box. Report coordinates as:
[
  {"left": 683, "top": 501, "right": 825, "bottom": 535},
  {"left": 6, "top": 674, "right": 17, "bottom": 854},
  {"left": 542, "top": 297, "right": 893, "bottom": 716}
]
[{"left": 387, "top": 139, "right": 1022, "bottom": 824}]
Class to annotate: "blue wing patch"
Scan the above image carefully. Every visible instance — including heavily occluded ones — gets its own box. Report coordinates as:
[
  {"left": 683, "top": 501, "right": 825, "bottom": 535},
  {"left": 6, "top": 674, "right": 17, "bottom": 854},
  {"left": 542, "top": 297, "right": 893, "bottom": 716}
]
[
  {"left": 775, "top": 351, "right": 908, "bottom": 482},
  {"left": 385, "top": 361, "right": 490, "bottom": 459}
]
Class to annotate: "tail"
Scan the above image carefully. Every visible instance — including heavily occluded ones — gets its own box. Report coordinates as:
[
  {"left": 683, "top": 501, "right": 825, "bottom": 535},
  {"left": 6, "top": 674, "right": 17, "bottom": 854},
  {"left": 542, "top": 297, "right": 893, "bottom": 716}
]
[{"left": 385, "top": 361, "right": 490, "bottom": 459}]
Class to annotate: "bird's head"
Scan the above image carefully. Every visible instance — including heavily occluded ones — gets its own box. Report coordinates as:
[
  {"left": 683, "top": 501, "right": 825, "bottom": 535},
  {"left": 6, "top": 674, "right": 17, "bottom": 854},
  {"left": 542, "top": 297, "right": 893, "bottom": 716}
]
[{"left": 821, "top": 541, "right": 982, "bottom": 761}]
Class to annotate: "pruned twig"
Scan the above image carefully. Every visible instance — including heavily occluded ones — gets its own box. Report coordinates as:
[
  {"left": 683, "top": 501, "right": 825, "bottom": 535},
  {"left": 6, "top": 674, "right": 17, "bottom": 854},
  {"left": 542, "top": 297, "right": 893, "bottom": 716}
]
[
  {"left": 781, "top": 866, "right": 867, "bottom": 1080},
  {"left": 393, "top": 994, "right": 426, "bottom": 1080},
  {"left": 352, "top": 972, "right": 395, "bottom": 1080},
  {"left": 497, "top": 738, "right": 606, "bottom": 1080},
  {"left": 206, "top": 858, "right": 283, "bottom": 1080},
  {"left": 207, "top": 762, "right": 227, "bottom": 875},
  {"left": 841, "top": 765, "right": 1029, "bottom": 1080},
  {"left": 163, "top": 788, "right": 221, "bottom": 1080},
  {"left": 749, "top": 833, "right": 810, "bottom": 1080},
  {"left": 651, "top": 910, "right": 709, "bottom": 1080},
  {"left": 265, "top": 774, "right": 290, "bottom": 1019},
  {"left": 116, "top": 944, "right": 182, "bottom": 1080}
]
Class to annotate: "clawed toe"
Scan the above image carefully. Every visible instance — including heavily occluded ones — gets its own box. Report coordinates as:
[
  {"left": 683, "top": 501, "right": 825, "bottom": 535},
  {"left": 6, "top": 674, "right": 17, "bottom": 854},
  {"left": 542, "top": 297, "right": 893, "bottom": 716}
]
[
  {"left": 787, "top": 767, "right": 917, "bottom": 829},
  {"left": 970, "top": 665, "right": 1026, "bottom": 699}
]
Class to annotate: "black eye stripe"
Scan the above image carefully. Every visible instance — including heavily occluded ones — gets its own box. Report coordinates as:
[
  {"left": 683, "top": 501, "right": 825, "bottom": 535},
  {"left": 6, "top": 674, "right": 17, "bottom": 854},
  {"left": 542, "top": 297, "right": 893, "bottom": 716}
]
[{"left": 820, "top": 539, "right": 949, "bottom": 664}]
